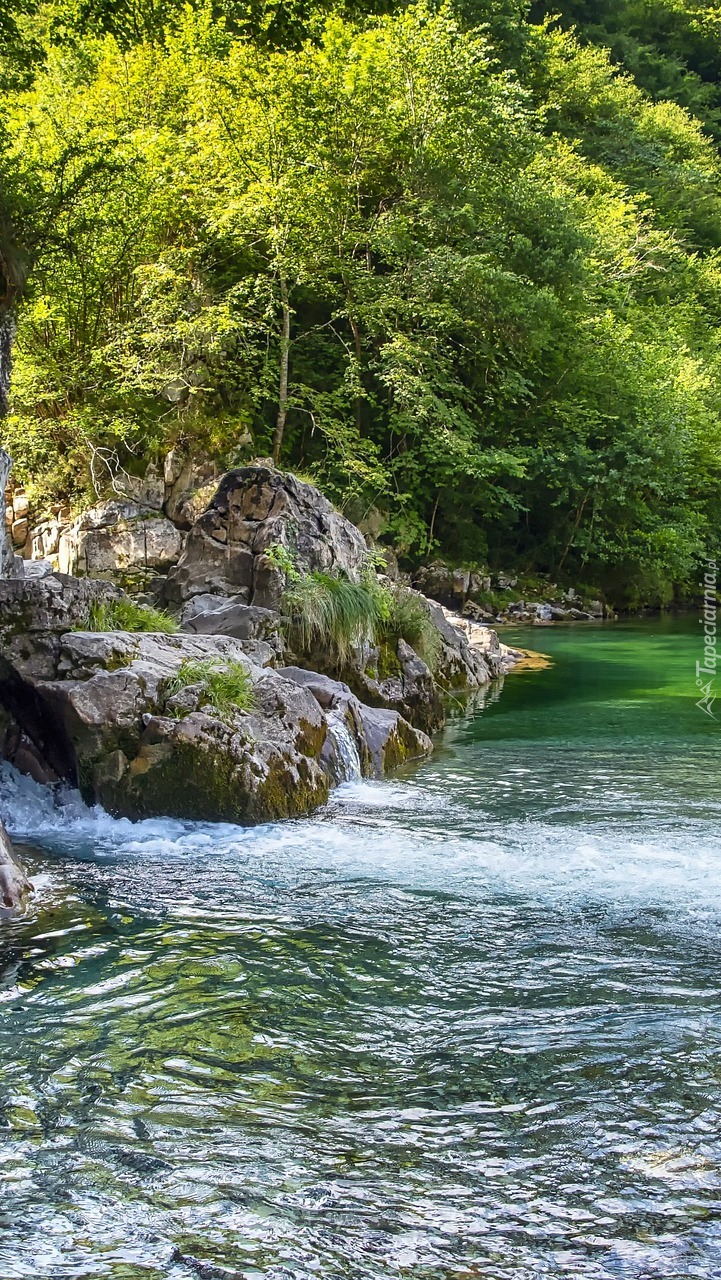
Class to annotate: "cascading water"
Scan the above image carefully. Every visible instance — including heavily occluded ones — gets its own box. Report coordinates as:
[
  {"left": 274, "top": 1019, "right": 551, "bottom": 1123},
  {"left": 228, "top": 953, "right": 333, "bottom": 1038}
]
[
  {"left": 0, "top": 619, "right": 720, "bottom": 1280},
  {"left": 325, "top": 708, "right": 362, "bottom": 781}
]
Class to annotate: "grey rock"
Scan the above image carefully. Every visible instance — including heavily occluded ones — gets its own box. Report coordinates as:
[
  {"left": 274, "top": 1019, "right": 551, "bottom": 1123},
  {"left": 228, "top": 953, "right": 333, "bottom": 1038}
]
[
  {"left": 163, "top": 466, "right": 368, "bottom": 607},
  {"left": 180, "top": 594, "right": 280, "bottom": 645},
  {"left": 280, "top": 665, "right": 432, "bottom": 779},
  {"left": 1, "top": 627, "right": 331, "bottom": 824},
  {"left": 0, "top": 819, "right": 30, "bottom": 910},
  {"left": 58, "top": 500, "right": 183, "bottom": 579},
  {"left": 350, "top": 635, "right": 444, "bottom": 735}
]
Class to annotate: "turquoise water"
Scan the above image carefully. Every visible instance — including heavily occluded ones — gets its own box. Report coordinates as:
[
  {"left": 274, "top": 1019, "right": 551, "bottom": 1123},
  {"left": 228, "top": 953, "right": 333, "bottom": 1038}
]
[{"left": 0, "top": 619, "right": 720, "bottom": 1279}]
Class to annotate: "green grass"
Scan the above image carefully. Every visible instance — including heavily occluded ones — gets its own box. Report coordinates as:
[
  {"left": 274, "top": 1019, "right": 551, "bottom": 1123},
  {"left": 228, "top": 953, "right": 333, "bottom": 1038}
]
[
  {"left": 282, "top": 571, "right": 444, "bottom": 672},
  {"left": 86, "top": 598, "right": 179, "bottom": 634},
  {"left": 380, "top": 585, "right": 442, "bottom": 671},
  {"left": 165, "top": 658, "right": 254, "bottom": 718},
  {"left": 282, "top": 571, "right": 389, "bottom": 665}
]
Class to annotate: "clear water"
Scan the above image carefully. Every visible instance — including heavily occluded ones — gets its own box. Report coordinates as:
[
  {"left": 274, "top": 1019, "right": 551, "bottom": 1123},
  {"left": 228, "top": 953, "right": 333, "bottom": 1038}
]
[{"left": 1, "top": 619, "right": 720, "bottom": 1280}]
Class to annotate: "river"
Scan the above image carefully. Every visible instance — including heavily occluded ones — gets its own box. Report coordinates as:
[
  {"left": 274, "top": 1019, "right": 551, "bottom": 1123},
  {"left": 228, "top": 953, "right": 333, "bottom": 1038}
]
[{"left": 0, "top": 619, "right": 719, "bottom": 1279}]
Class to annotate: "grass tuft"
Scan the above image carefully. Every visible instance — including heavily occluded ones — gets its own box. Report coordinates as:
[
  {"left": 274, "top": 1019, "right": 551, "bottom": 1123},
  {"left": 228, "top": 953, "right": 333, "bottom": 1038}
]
[
  {"left": 165, "top": 658, "right": 254, "bottom": 717},
  {"left": 86, "top": 598, "right": 179, "bottom": 634},
  {"left": 282, "top": 571, "right": 389, "bottom": 666}
]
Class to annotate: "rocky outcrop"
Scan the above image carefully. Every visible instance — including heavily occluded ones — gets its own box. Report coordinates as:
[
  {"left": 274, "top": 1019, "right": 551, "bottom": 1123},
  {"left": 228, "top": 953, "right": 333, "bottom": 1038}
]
[
  {"left": 279, "top": 667, "right": 432, "bottom": 779},
  {"left": 0, "top": 819, "right": 30, "bottom": 910},
  {"left": 58, "top": 500, "right": 183, "bottom": 583},
  {"left": 0, "top": 623, "right": 332, "bottom": 823},
  {"left": 348, "top": 637, "right": 444, "bottom": 735},
  {"left": 163, "top": 465, "right": 368, "bottom": 608},
  {"left": 0, "top": 576, "right": 433, "bottom": 824},
  {"left": 413, "top": 560, "right": 613, "bottom": 623},
  {"left": 430, "top": 603, "right": 523, "bottom": 682}
]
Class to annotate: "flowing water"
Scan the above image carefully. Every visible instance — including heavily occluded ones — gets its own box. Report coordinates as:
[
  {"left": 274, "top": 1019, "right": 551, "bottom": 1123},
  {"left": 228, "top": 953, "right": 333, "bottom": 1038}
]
[{"left": 0, "top": 618, "right": 720, "bottom": 1280}]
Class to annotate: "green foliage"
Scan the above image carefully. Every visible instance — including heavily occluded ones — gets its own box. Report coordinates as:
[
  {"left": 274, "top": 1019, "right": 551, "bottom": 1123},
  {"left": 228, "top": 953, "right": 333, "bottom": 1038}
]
[
  {"left": 264, "top": 542, "right": 300, "bottom": 581},
  {"left": 165, "top": 658, "right": 255, "bottom": 717},
  {"left": 86, "top": 597, "right": 179, "bottom": 633},
  {"left": 3, "top": 0, "right": 721, "bottom": 601},
  {"left": 283, "top": 571, "right": 389, "bottom": 665},
  {"left": 379, "top": 585, "right": 442, "bottom": 671}
]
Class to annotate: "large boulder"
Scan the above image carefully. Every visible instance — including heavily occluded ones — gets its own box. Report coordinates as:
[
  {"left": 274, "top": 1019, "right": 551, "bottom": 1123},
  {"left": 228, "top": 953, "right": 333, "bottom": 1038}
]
[
  {"left": 58, "top": 499, "right": 183, "bottom": 582},
  {"left": 163, "top": 466, "right": 368, "bottom": 608},
  {"left": 0, "top": 627, "right": 331, "bottom": 823},
  {"left": 0, "top": 578, "right": 433, "bottom": 823}
]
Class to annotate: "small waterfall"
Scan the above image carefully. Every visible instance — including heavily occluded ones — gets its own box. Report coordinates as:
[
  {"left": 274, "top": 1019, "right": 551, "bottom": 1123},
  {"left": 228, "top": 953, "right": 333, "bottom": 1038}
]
[{"left": 326, "top": 710, "right": 362, "bottom": 782}]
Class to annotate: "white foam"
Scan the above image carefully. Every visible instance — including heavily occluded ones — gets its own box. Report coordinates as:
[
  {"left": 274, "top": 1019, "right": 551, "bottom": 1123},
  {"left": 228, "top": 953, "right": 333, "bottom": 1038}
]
[{"left": 2, "top": 762, "right": 721, "bottom": 917}]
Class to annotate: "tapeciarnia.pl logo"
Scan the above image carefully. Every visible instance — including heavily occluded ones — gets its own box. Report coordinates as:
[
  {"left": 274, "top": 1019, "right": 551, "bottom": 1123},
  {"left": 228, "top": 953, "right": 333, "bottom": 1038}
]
[{"left": 696, "top": 556, "right": 718, "bottom": 719}]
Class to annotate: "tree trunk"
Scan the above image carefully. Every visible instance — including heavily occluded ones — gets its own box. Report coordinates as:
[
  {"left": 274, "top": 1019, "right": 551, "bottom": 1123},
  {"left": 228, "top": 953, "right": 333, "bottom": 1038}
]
[
  {"left": 0, "top": 311, "right": 19, "bottom": 578},
  {"left": 272, "top": 273, "right": 291, "bottom": 466},
  {"left": 348, "top": 306, "right": 363, "bottom": 434}
]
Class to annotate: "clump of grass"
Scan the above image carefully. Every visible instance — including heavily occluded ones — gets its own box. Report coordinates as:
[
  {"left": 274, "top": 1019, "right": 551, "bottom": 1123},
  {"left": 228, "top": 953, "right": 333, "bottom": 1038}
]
[
  {"left": 380, "top": 585, "right": 442, "bottom": 671},
  {"left": 86, "top": 598, "right": 179, "bottom": 634},
  {"left": 165, "top": 658, "right": 254, "bottom": 718},
  {"left": 282, "top": 571, "right": 389, "bottom": 666}
]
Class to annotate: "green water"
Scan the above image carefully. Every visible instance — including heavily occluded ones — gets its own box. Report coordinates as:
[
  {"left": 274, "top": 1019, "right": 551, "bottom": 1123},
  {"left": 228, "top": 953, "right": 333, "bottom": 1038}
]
[{"left": 0, "top": 618, "right": 720, "bottom": 1279}]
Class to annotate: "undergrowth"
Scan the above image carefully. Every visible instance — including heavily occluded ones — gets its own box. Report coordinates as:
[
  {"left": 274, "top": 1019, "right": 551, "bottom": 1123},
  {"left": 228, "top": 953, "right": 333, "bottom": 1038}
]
[
  {"left": 165, "top": 658, "right": 254, "bottom": 717},
  {"left": 85, "top": 598, "right": 179, "bottom": 634}
]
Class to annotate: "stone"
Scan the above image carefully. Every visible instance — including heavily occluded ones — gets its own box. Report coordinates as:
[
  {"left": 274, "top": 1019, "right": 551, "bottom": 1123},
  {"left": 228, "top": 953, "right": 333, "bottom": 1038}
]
[
  {"left": 0, "top": 625, "right": 332, "bottom": 824},
  {"left": 349, "top": 636, "right": 444, "bottom": 735},
  {"left": 163, "top": 466, "right": 368, "bottom": 607},
  {"left": 58, "top": 500, "right": 183, "bottom": 579},
  {"left": 0, "top": 819, "right": 30, "bottom": 910},
  {"left": 12, "top": 493, "right": 29, "bottom": 518},
  {"left": 23, "top": 558, "right": 55, "bottom": 580},
  {"left": 180, "top": 593, "right": 281, "bottom": 646},
  {"left": 163, "top": 452, "right": 220, "bottom": 530},
  {"left": 432, "top": 603, "right": 524, "bottom": 678},
  {"left": 11, "top": 517, "right": 27, "bottom": 546},
  {"left": 279, "top": 666, "right": 433, "bottom": 779},
  {"left": 412, "top": 561, "right": 463, "bottom": 607}
]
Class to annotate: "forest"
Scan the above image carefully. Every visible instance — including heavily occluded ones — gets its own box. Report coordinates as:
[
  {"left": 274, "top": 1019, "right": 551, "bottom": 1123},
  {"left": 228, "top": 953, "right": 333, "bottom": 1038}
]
[{"left": 2, "top": 0, "right": 721, "bottom": 605}]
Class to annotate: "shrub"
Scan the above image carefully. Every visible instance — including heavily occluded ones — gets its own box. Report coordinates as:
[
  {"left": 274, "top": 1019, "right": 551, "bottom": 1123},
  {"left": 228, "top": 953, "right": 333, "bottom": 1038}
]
[
  {"left": 86, "top": 598, "right": 179, "bottom": 633},
  {"left": 165, "top": 658, "right": 254, "bottom": 717},
  {"left": 379, "top": 585, "right": 442, "bottom": 671},
  {"left": 282, "top": 571, "right": 389, "bottom": 666}
]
